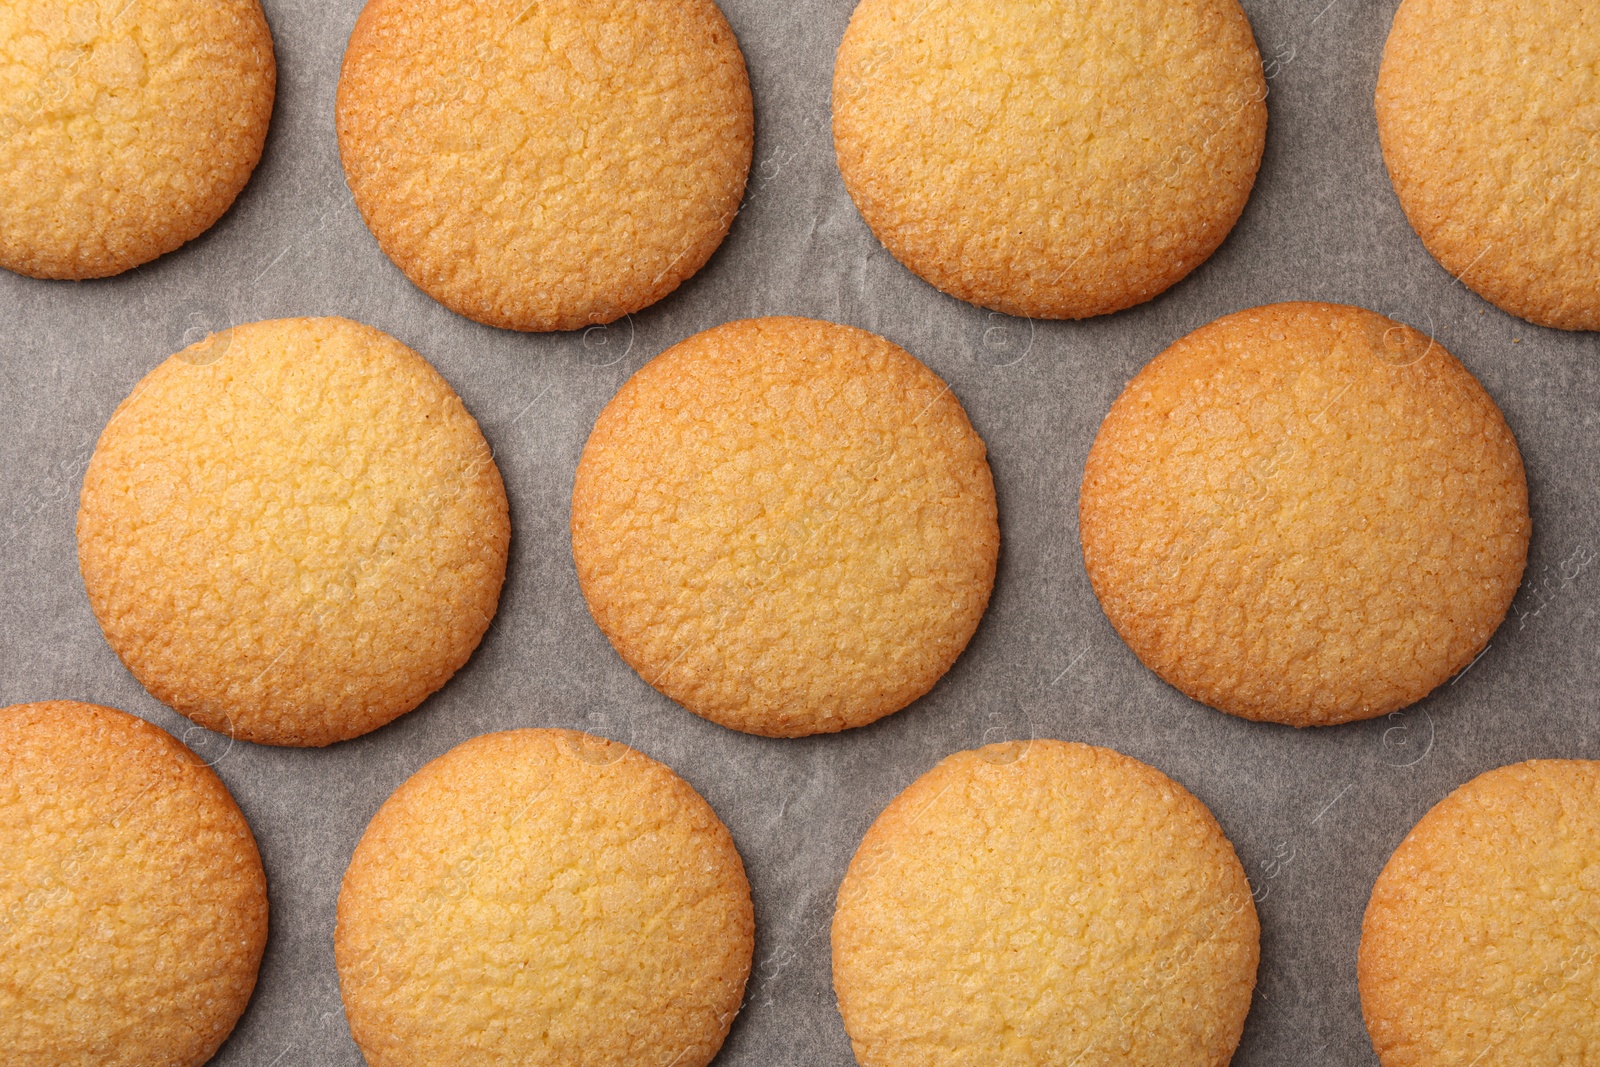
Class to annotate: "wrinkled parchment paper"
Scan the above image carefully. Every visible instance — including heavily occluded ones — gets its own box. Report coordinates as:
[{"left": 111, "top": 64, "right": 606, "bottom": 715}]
[{"left": 1, "top": 1, "right": 1596, "bottom": 1062}]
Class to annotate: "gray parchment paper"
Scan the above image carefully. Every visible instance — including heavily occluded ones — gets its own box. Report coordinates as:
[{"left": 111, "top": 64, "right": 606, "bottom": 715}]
[{"left": 2, "top": 1, "right": 1597, "bottom": 1063}]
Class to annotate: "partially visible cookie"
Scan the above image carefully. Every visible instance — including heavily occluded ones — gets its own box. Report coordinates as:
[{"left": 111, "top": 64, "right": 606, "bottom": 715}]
[
  {"left": 833, "top": 0, "right": 1266, "bottom": 320},
  {"left": 571, "top": 316, "right": 999, "bottom": 738},
  {"left": 336, "top": 728, "right": 754, "bottom": 1067},
  {"left": 0, "top": 701, "right": 268, "bottom": 1067},
  {"left": 833, "top": 740, "right": 1259, "bottom": 1067},
  {"left": 1360, "top": 759, "right": 1600, "bottom": 1066},
  {"left": 1080, "top": 302, "right": 1529, "bottom": 727},
  {"left": 0, "top": 0, "right": 275, "bottom": 279},
  {"left": 1376, "top": 0, "right": 1600, "bottom": 331},
  {"left": 336, "top": 0, "right": 753, "bottom": 332},
  {"left": 77, "top": 317, "right": 510, "bottom": 747}
]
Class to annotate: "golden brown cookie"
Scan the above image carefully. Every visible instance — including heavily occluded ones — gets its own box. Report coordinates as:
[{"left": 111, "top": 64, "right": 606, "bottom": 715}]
[
  {"left": 0, "top": 0, "right": 275, "bottom": 280},
  {"left": 571, "top": 316, "right": 999, "bottom": 738},
  {"left": 1360, "top": 759, "right": 1600, "bottom": 1066},
  {"left": 0, "top": 701, "right": 268, "bottom": 1067},
  {"left": 336, "top": 0, "right": 753, "bottom": 332},
  {"left": 833, "top": 740, "right": 1259, "bottom": 1067},
  {"left": 832, "top": 0, "right": 1266, "bottom": 320},
  {"left": 1376, "top": 0, "right": 1600, "bottom": 331},
  {"left": 77, "top": 317, "right": 510, "bottom": 747},
  {"left": 336, "top": 728, "right": 754, "bottom": 1067},
  {"left": 1080, "top": 302, "right": 1529, "bottom": 727}
]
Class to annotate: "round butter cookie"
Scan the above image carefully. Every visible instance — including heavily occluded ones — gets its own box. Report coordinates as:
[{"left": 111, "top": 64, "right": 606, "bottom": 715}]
[
  {"left": 1360, "top": 759, "right": 1600, "bottom": 1067},
  {"left": 0, "top": 0, "right": 275, "bottom": 279},
  {"left": 833, "top": 740, "right": 1259, "bottom": 1067},
  {"left": 1376, "top": 0, "right": 1600, "bottom": 331},
  {"left": 336, "top": 0, "right": 753, "bottom": 332},
  {"left": 0, "top": 701, "right": 268, "bottom": 1067},
  {"left": 571, "top": 316, "right": 999, "bottom": 738},
  {"left": 1079, "top": 302, "right": 1529, "bottom": 727},
  {"left": 832, "top": 0, "right": 1266, "bottom": 320},
  {"left": 336, "top": 728, "right": 754, "bottom": 1067},
  {"left": 77, "top": 317, "right": 510, "bottom": 747}
]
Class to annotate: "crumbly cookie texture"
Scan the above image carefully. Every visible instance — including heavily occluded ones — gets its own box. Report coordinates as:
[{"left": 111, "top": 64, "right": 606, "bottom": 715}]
[
  {"left": 1377, "top": 0, "right": 1600, "bottom": 331},
  {"left": 336, "top": 0, "right": 752, "bottom": 332},
  {"left": 833, "top": 0, "right": 1265, "bottom": 319},
  {"left": 0, "top": 0, "right": 275, "bottom": 279},
  {"left": 1080, "top": 302, "right": 1529, "bottom": 727},
  {"left": 0, "top": 701, "right": 268, "bottom": 1067},
  {"left": 833, "top": 740, "right": 1259, "bottom": 1067},
  {"left": 77, "top": 317, "right": 510, "bottom": 747},
  {"left": 1360, "top": 759, "right": 1600, "bottom": 1067},
  {"left": 571, "top": 316, "right": 999, "bottom": 738},
  {"left": 336, "top": 728, "right": 754, "bottom": 1067}
]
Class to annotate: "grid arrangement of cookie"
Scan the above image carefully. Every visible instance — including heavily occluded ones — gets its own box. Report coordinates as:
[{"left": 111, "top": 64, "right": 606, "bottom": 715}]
[{"left": 0, "top": 0, "right": 1594, "bottom": 1065}]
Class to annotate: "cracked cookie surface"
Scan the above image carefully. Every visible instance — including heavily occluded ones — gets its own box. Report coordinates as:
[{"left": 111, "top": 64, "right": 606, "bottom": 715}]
[
  {"left": 0, "top": 700, "right": 267, "bottom": 1067},
  {"left": 572, "top": 316, "right": 999, "bottom": 737},
  {"left": 833, "top": 0, "right": 1266, "bottom": 319},
  {"left": 833, "top": 740, "right": 1258, "bottom": 1067},
  {"left": 1080, "top": 302, "right": 1528, "bottom": 727},
  {"left": 77, "top": 317, "right": 509, "bottom": 747},
  {"left": 1377, "top": 0, "right": 1600, "bottom": 331},
  {"left": 1360, "top": 759, "right": 1600, "bottom": 1066},
  {"left": 336, "top": 728, "right": 754, "bottom": 1067},
  {"left": 0, "top": 0, "right": 275, "bottom": 278},
  {"left": 337, "top": 0, "right": 752, "bottom": 332}
]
